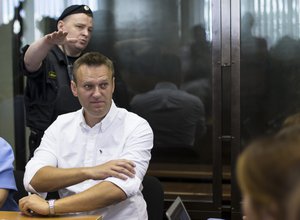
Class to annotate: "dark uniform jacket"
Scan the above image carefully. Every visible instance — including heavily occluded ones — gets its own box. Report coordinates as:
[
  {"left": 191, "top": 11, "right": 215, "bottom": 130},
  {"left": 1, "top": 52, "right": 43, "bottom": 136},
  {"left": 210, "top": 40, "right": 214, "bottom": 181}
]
[{"left": 20, "top": 45, "right": 81, "bottom": 134}]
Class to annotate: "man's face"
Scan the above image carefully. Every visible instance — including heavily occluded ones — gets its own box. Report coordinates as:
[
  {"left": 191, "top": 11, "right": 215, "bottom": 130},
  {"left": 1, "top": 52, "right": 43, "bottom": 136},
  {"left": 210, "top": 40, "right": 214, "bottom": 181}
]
[
  {"left": 71, "top": 64, "right": 115, "bottom": 126},
  {"left": 59, "top": 13, "right": 93, "bottom": 52}
]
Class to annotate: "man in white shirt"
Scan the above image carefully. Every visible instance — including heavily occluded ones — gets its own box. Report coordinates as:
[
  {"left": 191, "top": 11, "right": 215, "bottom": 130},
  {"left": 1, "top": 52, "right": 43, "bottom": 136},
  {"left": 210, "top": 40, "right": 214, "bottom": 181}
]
[{"left": 20, "top": 52, "right": 153, "bottom": 220}]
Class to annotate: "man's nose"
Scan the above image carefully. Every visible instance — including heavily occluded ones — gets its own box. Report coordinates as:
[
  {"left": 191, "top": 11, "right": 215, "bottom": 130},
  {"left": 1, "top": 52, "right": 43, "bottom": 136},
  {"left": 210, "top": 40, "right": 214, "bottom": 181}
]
[{"left": 93, "top": 87, "right": 102, "bottom": 97}]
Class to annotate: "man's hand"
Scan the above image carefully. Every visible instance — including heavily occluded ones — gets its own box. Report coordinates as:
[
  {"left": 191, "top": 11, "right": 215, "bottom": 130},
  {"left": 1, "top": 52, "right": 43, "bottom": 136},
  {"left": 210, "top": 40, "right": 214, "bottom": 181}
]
[
  {"left": 45, "top": 30, "right": 77, "bottom": 46},
  {"left": 19, "top": 194, "right": 49, "bottom": 216},
  {"left": 86, "top": 159, "right": 136, "bottom": 180}
]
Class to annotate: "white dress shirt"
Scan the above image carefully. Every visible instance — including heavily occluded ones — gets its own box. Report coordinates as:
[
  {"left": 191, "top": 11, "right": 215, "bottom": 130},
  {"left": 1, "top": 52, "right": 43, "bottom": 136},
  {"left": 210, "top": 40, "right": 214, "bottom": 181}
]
[{"left": 24, "top": 101, "right": 153, "bottom": 220}]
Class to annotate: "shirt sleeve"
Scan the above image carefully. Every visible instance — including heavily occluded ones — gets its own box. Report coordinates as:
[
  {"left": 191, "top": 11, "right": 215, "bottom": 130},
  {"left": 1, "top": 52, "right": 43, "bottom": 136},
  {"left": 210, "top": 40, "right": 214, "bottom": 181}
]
[
  {"left": 0, "top": 138, "right": 17, "bottom": 191},
  {"left": 23, "top": 130, "right": 58, "bottom": 196},
  {"left": 104, "top": 116, "right": 153, "bottom": 197},
  {"left": 20, "top": 44, "right": 44, "bottom": 77}
]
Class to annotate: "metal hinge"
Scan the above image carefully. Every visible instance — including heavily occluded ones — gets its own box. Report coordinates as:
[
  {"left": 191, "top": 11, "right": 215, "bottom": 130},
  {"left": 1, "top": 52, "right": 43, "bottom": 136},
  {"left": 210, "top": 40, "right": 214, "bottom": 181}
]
[{"left": 218, "top": 135, "right": 235, "bottom": 142}]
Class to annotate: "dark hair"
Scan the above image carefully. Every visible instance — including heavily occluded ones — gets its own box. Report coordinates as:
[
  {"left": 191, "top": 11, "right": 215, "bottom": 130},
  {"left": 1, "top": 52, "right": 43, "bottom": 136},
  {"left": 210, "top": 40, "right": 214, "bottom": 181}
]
[{"left": 72, "top": 52, "right": 114, "bottom": 83}]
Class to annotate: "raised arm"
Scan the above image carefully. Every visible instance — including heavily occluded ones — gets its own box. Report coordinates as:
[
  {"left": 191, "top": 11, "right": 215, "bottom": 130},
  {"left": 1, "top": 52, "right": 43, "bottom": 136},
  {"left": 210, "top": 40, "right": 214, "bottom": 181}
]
[{"left": 24, "top": 30, "right": 68, "bottom": 72}]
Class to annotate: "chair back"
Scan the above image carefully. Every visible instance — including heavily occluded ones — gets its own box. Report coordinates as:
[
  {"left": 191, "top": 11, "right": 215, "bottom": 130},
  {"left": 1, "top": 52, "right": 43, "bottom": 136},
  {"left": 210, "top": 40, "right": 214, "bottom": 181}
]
[
  {"left": 142, "top": 175, "right": 164, "bottom": 220},
  {"left": 13, "top": 170, "right": 28, "bottom": 202}
]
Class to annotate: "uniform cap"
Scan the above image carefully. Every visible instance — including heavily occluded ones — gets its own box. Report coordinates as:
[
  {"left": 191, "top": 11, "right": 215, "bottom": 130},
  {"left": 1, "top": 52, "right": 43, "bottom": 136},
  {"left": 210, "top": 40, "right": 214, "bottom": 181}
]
[{"left": 57, "top": 5, "right": 93, "bottom": 22}]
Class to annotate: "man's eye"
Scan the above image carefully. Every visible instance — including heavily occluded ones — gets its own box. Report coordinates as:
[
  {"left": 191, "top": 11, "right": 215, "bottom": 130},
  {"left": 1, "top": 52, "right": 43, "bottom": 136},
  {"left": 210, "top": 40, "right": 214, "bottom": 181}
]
[
  {"left": 100, "top": 83, "right": 108, "bottom": 89},
  {"left": 84, "top": 85, "right": 93, "bottom": 89}
]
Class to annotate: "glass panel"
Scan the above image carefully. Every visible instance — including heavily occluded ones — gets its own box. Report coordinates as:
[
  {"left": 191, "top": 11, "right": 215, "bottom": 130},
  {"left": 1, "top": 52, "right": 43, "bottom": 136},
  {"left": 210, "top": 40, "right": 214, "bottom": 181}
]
[
  {"left": 0, "top": 0, "right": 19, "bottom": 148},
  {"left": 22, "top": 0, "right": 213, "bottom": 166},
  {"left": 89, "top": 0, "right": 213, "bottom": 166},
  {"left": 0, "top": 22, "right": 15, "bottom": 146},
  {"left": 86, "top": 1, "right": 215, "bottom": 208},
  {"left": 238, "top": 1, "right": 300, "bottom": 217},
  {"left": 240, "top": 0, "right": 300, "bottom": 145},
  {"left": 21, "top": 0, "right": 218, "bottom": 215}
]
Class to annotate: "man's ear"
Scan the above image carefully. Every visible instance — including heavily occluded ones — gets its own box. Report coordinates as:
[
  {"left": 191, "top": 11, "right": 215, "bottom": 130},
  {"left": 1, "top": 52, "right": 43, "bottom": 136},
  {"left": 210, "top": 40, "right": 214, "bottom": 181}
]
[
  {"left": 71, "top": 81, "right": 78, "bottom": 97},
  {"left": 57, "top": 20, "right": 64, "bottom": 31},
  {"left": 112, "top": 77, "right": 115, "bottom": 94}
]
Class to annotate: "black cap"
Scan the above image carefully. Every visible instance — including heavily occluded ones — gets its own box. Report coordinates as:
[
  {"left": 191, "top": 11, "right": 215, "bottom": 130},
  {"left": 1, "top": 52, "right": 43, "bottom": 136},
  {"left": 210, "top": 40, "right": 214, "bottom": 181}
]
[{"left": 57, "top": 5, "right": 93, "bottom": 22}]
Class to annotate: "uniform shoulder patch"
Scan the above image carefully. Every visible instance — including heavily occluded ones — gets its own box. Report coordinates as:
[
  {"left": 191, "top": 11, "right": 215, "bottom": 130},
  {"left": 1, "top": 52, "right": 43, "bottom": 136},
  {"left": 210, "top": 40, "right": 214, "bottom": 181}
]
[{"left": 48, "top": 71, "right": 57, "bottom": 79}]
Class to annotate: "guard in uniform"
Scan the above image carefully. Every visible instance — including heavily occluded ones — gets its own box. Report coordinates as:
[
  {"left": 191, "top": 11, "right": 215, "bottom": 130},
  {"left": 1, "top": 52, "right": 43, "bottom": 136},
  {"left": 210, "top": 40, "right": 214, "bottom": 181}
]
[{"left": 20, "top": 5, "right": 94, "bottom": 159}]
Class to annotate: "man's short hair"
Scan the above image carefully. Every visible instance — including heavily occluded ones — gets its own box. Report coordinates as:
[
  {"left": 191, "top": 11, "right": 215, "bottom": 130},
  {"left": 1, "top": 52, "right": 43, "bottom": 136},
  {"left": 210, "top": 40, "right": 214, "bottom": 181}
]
[{"left": 72, "top": 52, "right": 115, "bottom": 83}]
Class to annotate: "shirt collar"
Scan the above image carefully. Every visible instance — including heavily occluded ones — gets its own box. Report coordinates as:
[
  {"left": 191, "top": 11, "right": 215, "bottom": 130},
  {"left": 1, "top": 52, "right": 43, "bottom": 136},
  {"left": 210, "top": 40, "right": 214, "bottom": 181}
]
[
  {"left": 101, "top": 100, "right": 118, "bottom": 131},
  {"left": 79, "top": 100, "right": 118, "bottom": 131}
]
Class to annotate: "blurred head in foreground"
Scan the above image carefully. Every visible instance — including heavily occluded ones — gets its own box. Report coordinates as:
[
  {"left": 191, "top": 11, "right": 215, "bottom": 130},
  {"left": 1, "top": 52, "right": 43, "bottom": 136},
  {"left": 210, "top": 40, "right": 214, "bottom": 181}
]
[{"left": 237, "top": 125, "right": 300, "bottom": 220}]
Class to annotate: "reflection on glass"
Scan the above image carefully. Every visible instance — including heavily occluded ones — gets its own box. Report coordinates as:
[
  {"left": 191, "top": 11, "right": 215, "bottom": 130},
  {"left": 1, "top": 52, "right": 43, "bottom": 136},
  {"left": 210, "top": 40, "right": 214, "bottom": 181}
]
[
  {"left": 129, "top": 53, "right": 206, "bottom": 163},
  {"left": 18, "top": 0, "right": 219, "bottom": 209},
  {"left": 23, "top": 0, "right": 212, "bottom": 164},
  {"left": 241, "top": 1, "right": 300, "bottom": 146},
  {"left": 86, "top": 0, "right": 213, "bottom": 164},
  {"left": 240, "top": 12, "right": 268, "bottom": 145}
]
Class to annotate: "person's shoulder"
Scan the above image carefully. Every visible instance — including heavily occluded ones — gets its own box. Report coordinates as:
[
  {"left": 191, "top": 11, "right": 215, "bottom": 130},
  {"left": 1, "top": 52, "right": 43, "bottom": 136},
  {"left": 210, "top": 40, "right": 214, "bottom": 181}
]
[
  {"left": 50, "top": 110, "right": 81, "bottom": 129},
  {"left": 0, "top": 137, "right": 13, "bottom": 152},
  {"left": 56, "top": 110, "right": 80, "bottom": 120},
  {"left": 48, "top": 45, "right": 65, "bottom": 59},
  {"left": 0, "top": 137, "right": 14, "bottom": 160},
  {"left": 51, "top": 45, "right": 63, "bottom": 53},
  {"left": 128, "top": 110, "right": 152, "bottom": 129},
  {"left": 114, "top": 107, "right": 153, "bottom": 135},
  {"left": 130, "top": 91, "right": 153, "bottom": 103},
  {"left": 180, "top": 90, "right": 204, "bottom": 103},
  {"left": 118, "top": 107, "right": 148, "bottom": 122}
]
